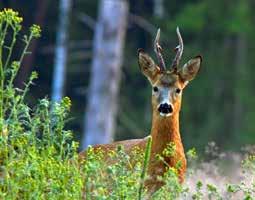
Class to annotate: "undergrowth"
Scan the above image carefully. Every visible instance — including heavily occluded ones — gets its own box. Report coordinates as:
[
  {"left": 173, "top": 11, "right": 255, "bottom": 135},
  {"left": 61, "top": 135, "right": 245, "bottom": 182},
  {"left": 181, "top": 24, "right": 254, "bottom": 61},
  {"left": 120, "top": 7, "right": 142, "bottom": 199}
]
[{"left": 0, "top": 9, "right": 254, "bottom": 200}]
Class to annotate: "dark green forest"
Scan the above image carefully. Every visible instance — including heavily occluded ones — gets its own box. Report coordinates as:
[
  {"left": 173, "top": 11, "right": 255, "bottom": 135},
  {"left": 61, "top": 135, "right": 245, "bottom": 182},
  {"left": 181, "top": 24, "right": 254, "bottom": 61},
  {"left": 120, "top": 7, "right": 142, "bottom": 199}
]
[{"left": 1, "top": 0, "right": 255, "bottom": 152}]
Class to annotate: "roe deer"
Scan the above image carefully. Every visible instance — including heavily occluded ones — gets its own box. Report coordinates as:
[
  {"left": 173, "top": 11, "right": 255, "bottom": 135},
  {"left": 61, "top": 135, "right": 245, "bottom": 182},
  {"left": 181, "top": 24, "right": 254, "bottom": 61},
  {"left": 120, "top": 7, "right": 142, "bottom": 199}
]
[{"left": 79, "top": 27, "right": 202, "bottom": 195}]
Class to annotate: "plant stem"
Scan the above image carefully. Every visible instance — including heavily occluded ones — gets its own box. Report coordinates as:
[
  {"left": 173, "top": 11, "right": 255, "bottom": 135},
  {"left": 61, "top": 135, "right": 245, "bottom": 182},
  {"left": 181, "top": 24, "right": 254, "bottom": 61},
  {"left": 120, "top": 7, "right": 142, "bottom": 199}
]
[
  {"left": 0, "top": 49, "right": 3, "bottom": 125},
  {"left": 138, "top": 136, "right": 152, "bottom": 200},
  {"left": 0, "top": 23, "right": 9, "bottom": 125},
  {"left": 4, "top": 30, "right": 17, "bottom": 69},
  {"left": 19, "top": 34, "right": 33, "bottom": 65},
  {"left": 6, "top": 33, "right": 33, "bottom": 121}
]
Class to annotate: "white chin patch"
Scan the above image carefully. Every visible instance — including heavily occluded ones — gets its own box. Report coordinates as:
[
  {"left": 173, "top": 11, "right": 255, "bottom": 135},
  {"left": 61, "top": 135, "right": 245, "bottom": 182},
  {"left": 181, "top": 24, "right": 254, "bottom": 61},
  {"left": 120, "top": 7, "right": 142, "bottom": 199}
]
[{"left": 159, "top": 112, "right": 172, "bottom": 117}]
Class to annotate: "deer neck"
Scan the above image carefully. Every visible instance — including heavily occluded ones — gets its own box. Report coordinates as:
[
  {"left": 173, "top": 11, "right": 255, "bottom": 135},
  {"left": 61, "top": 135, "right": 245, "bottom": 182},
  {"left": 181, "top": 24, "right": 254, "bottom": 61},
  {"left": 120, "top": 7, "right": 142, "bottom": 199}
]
[
  {"left": 146, "top": 109, "right": 186, "bottom": 190},
  {"left": 150, "top": 111, "right": 183, "bottom": 155}
]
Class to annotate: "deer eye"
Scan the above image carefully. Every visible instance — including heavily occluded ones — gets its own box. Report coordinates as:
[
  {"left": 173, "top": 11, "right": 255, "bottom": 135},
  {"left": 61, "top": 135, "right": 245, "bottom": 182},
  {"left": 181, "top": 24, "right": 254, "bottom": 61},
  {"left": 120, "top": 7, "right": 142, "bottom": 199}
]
[
  {"left": 175, "top": 88, "right": 181, "bottom": 94},
  {"left": 153, "top": 86, "right": 159, "bottom": 92}
]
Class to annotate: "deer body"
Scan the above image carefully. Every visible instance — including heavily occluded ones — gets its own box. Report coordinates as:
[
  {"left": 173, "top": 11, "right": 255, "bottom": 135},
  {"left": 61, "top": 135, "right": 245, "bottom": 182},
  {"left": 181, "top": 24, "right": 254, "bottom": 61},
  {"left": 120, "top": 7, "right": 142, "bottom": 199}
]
[{"left": 80, "top": 28, "right": 201, "bottom": 195}]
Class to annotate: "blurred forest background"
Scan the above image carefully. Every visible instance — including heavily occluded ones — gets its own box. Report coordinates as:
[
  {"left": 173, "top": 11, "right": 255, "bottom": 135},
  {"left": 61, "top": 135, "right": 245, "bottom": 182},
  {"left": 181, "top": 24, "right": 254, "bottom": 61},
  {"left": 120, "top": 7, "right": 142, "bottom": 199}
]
[{"left": 1, "top": 0, "right": 255, "bottom": 152}]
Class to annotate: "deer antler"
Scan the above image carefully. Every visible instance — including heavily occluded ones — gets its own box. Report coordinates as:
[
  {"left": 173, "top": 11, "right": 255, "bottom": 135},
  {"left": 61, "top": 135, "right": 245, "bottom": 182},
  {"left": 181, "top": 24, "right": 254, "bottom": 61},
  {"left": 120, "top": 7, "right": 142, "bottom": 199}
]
[
  {"left": 171, "top": 27, "right": 184, "bottom": 71},
  {"left": 154, "top": 28, "right": 166, "bottom": 71}
]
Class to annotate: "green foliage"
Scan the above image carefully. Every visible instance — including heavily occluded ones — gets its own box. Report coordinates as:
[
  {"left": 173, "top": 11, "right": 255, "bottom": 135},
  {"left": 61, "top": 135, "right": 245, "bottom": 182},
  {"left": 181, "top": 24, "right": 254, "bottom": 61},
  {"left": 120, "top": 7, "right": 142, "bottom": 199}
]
[
  {"left": 83, "top": 146, "right": 145, "bottom": 199},
  {"left": 171, "top": 2, "right": 207, "bottom": 33},
  {"left": 152, "top": 168, "right": 183, "bottom": 200},
  {"left": 187, "top": 148, "right": 198, "bottom": 160},
  {"left": 191, "top": 181, "right": 204, "bottom": 200},
  {"left": 226, "top": 0, "right": 252, "bottom": 34},
  {"left": 0, "top": 9, "right": 83, "bottom": 199}
]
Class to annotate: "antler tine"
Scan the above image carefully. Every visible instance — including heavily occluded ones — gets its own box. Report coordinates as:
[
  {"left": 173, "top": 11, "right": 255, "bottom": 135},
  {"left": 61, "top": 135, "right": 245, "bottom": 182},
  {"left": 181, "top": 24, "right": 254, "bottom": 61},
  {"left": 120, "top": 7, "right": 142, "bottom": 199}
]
[
  {"left": 171, "top": 27, "right": 184, "bottom": 70},
  {"left": 154, "top": 28, "right": 166, "bottom": 71}
]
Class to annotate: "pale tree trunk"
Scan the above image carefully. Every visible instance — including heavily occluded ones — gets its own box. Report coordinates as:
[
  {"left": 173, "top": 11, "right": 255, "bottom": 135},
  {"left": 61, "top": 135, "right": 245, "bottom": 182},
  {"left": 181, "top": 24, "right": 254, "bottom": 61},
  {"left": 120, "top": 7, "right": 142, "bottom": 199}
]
[
  {"left": 51, "top": 0, "right": 72, "bottom": 102},
  {"left": 82, "top": 0, "right": 129, "bottom": 149},
  {"left": 153, "top": 0, "right": 164, "bottom": 18}
]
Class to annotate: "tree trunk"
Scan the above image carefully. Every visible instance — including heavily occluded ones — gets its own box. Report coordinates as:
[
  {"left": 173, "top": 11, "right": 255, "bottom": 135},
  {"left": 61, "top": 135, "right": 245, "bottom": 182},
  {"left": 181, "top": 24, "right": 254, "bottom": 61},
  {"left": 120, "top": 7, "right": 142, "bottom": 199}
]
[
  {"left": 82, "top": 0, "right": 129, "bottom": 149},
  {"left": 51, "top": 0, "right": 72, "bottom": 102},
  {"left": 153, "top": 0, "right": 164, "bottom": 18}
]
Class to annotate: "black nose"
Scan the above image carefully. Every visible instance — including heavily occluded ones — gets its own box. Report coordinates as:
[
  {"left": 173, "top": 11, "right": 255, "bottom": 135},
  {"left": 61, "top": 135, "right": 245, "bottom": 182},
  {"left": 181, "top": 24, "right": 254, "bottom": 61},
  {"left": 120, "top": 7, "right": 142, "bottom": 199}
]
[{"left": 158, "top": 103, "right": 173, "bottom": 114}]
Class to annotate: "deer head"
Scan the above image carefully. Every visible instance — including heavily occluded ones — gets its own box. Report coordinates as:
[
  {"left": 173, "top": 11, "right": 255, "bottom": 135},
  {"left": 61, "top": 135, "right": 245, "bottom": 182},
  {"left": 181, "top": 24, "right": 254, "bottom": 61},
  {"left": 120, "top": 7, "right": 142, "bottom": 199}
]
[{"left": 138, "top": 27, "right": 202, "bottom": 117}]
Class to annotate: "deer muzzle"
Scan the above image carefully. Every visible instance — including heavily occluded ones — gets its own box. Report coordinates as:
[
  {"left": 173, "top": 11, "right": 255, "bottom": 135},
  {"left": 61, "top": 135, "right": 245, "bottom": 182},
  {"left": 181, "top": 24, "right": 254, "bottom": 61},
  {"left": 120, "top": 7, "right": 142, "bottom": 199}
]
[{"left": 157, "top": 102, "right": 173, "bottom": 117}]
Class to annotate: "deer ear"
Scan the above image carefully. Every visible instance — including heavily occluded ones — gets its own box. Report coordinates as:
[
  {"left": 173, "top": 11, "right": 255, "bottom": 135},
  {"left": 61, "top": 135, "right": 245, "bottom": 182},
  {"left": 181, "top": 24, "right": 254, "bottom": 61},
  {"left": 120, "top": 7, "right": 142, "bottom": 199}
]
[
  {"left": 138, "top": 49, "right": 160, "bottom": 83},
  {"left": 178, "top": 55, "right": 202, "bottom": 85}
]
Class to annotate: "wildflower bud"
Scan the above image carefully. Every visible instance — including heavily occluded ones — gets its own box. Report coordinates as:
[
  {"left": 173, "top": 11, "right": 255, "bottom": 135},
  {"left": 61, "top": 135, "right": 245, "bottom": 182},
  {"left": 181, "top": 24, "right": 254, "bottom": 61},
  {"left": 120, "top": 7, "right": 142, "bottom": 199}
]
[{"left": 30, "top": 24, "right": 41, "bottom": 38}]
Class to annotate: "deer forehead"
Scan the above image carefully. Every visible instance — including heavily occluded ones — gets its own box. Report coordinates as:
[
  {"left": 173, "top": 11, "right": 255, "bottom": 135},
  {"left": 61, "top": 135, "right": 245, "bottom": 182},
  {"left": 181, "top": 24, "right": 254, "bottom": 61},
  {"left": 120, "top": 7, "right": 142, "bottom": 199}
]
[{"left": 153, "top": 71, "right": 182, "bottom": 88}]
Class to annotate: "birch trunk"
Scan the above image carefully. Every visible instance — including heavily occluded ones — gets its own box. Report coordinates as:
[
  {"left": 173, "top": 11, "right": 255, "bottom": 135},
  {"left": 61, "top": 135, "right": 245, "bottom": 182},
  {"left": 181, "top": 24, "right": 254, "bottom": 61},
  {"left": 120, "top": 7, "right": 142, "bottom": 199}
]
[
  {"left": 51, "top": 0, "right": 72, "bottom": 102},
  {"left": 82, "top": 0, "right": 129, "bottom": 148},
  {"left": 153, "top": 0, "right": 164, "bottom": 18}
]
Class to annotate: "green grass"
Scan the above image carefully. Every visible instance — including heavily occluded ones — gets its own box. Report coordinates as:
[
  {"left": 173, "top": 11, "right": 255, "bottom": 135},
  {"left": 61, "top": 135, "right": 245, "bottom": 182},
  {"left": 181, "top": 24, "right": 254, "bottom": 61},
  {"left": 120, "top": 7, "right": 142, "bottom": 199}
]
[{"left": 0, "top": 9, "right": 254, "bottom": 199}]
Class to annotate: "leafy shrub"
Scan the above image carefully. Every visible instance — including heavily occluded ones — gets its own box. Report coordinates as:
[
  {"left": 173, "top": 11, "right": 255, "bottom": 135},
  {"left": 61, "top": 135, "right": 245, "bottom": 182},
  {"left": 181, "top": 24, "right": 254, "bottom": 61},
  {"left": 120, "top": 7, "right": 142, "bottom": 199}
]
[{"left": 0, "top": 9, "right": 83, "bottom": 199}]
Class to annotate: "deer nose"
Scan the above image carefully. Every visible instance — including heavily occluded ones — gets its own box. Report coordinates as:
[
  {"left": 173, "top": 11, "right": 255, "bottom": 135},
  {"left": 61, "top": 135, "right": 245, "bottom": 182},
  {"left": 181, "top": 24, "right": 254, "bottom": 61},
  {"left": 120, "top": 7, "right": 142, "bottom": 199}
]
[{"left": 158, "top": 103, "right": 173, "bottom": 114}]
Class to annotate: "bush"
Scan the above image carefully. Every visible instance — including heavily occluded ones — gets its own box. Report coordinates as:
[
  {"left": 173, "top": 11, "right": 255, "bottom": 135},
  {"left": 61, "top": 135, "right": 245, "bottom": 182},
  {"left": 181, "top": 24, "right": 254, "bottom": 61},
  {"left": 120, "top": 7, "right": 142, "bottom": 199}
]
[{"left": 0, "top": 9, "right": 83, "bottom": 199}]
